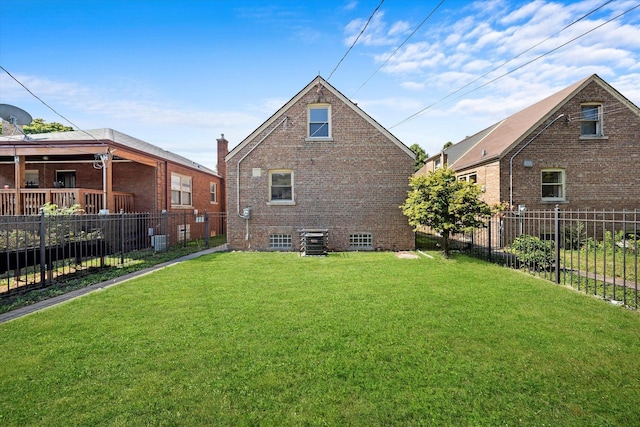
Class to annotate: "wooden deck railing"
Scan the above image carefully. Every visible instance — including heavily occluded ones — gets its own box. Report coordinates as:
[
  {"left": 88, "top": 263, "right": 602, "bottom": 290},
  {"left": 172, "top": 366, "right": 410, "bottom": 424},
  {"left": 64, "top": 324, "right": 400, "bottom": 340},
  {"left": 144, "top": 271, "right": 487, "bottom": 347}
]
[{"left": 0, "top": 189, "right": 134, "bottom": 215}]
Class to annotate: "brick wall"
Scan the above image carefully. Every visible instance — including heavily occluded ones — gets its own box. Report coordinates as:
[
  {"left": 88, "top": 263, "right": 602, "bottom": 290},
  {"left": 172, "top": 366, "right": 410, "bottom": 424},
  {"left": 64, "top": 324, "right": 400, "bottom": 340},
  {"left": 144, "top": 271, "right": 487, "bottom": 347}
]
[
  {"left": 226, "top": 84, "right": 415, "bottom": 251},
  {"left": 501, "top": 80, "right": 640, "bottom": 211}
]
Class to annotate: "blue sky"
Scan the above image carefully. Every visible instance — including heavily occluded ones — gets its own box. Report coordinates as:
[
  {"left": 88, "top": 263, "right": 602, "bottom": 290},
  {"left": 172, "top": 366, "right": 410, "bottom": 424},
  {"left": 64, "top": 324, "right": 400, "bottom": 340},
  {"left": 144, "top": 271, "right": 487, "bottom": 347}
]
[{"left": 1, "top": 0, "right": 639, "bottom": 171}]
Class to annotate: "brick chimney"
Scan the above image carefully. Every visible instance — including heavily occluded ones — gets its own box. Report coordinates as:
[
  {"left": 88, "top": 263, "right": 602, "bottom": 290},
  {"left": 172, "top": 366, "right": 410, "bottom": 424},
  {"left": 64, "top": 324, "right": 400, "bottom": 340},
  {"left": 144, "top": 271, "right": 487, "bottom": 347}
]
[{"left": 216, "top": 134, "right": 229, "bottom": 178}]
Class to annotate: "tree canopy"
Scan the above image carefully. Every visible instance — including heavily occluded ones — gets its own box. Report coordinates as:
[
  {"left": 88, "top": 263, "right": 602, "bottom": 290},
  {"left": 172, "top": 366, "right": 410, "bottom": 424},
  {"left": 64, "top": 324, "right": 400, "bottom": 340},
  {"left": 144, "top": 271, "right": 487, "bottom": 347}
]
[
  {"left": 401, "top": 167, "right": 491, "bottom": 257},
  {"left": 409, "top": 143, "right": 428, "bottom": 172},
  {"left": 23, "top": 118, "right": 73, "bottom": 134}
]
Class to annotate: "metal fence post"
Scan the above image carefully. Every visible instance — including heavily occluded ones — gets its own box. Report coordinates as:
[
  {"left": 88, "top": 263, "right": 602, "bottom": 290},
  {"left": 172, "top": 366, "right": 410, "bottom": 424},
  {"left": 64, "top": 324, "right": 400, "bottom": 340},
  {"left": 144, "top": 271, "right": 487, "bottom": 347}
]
[
  {"left": 554, "top": 205, "right": 560, "bottom": 284},
  {"left": 120, "top": 209, "right": 125, "bottom": 264},
  {"left": 39, "top": 209, "right": 46, "bottom": 285},
  {"left": 163, "top": 210, "right": 169, "bottom": 252},
  {"left": 204, "top": 211, "right": 210, "bottom": 249},
  {"left": 487, "top": 216, "right": 492, "bottom": 262},
  {"left": 183, "top": 210, "right": 187, "bottom": 248}
]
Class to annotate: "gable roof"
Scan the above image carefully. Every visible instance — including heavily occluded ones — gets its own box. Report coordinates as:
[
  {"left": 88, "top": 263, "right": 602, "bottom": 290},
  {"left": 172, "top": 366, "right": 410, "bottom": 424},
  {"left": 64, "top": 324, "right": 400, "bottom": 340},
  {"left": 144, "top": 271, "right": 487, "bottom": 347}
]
[
  {"left": 448, "top": 74, "right": 640, "bottom": 171},
  {"left": 0, "top": 127, "right": 219, "bottom": 176},
  {"left": 226, "top": 76, "right": 415, "bottom": 160}
]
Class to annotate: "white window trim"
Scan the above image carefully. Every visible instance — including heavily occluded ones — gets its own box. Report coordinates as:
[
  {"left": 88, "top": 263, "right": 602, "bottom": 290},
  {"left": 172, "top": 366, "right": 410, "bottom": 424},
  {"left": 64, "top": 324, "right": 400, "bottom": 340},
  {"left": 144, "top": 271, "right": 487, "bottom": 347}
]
[
  {"left": 209, "top": 182, "right": 217, "bottom": 204},
  {"left": 171, "top": 173, "right": 193, "bottom": 207},
  {"left": 579, "top": 103, "right": 606, "bottom": 139},
  {"left": 306, "top": 103, "right": 333, "bottom": 141},
  {"left": 541, "top": 168, "right": 566, "bottom": 202},
  {"left": 267, "top": 169, "right": 295, "bottom": 205}
]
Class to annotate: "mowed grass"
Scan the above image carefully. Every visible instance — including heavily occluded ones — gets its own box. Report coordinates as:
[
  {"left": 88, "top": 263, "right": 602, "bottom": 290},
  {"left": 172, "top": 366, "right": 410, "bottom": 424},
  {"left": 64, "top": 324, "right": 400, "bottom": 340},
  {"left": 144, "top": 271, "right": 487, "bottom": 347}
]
[{"left": 1, "top": 251, "right": 639, "bottom": 426}]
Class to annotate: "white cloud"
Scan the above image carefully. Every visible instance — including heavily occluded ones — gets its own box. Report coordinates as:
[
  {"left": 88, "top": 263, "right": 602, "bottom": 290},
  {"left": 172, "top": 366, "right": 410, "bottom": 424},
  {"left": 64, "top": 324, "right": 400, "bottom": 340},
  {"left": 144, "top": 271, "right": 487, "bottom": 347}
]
[{"left": 400, "top": 81, "right": 426, "bottom": 91}]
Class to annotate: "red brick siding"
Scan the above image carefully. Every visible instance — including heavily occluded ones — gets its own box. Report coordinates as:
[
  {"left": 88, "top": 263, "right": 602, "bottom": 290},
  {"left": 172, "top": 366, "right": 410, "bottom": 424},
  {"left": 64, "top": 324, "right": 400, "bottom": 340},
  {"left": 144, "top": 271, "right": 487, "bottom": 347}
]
[
  {"left": 227, "top": 88, "right": 415, "bottom": 251},
  {"left": 500, "top": 81, "right": 640, "bottom": 211}
]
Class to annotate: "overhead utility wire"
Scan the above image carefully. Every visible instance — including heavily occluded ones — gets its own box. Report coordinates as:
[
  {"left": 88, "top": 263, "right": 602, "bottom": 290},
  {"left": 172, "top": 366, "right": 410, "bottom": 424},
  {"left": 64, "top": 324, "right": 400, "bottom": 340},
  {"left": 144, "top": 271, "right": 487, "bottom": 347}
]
[
  {"left": 390, "top": 1, "right": 639, "bottom": 130},
  {"left": 351, "top": 0, "right": 445, "bottom": 97},
  {"left": 390, "top": 0, "right": 611, "bottom": 124},
  {"left": 0, "top": 64, "right": 101, "bottom": 142},
  {"left": 327, "top": 0, "right": 385, "bottom": 81}
]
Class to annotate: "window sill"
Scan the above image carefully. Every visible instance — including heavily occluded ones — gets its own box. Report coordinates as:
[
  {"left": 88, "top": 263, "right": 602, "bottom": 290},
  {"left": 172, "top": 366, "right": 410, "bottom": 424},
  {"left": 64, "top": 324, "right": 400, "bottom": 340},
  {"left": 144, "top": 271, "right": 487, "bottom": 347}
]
[
  {"left": 541, "top": 199, "right": 568, "bottom": 204},
  {"left": 305, "top": 137, "right": 334, "bottom": 142},
  {"left": 171, "top": 205, "right": 194, "bottom": 209},
  {"left": 267, "top": 201, "right": 295, "bottom": 206},
  {"left": 579, "top": 135, "right": 608, "bottom": 141}
]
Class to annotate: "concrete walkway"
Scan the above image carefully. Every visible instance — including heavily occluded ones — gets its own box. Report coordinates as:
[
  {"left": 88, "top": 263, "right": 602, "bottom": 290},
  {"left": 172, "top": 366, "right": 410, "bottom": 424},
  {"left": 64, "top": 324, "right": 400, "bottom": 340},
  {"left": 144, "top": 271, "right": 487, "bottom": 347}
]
[{"left": 0, "top": 244, "right": 228, "bottom": 324}]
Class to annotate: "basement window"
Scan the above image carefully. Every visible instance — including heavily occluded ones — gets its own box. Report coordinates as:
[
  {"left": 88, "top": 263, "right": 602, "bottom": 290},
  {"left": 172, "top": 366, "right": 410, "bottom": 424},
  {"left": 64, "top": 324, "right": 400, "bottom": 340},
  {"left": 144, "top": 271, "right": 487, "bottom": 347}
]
[
  {"left": 349, "top": 233, "right": 373, "bottom": 250},
  {"left": 269, "top": 234, "right": 292, "bottom": 250}
]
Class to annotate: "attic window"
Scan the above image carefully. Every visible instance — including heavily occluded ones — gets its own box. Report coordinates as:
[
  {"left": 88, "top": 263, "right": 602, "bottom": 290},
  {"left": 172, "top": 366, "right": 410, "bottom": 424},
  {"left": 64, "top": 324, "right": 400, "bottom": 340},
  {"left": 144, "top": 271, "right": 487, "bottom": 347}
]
[
  {"left": 307, "top": 104, "right": 332, "bottom": 140},
  {"left": 580, "top": 104, "right": 603, "bottom": 137}
]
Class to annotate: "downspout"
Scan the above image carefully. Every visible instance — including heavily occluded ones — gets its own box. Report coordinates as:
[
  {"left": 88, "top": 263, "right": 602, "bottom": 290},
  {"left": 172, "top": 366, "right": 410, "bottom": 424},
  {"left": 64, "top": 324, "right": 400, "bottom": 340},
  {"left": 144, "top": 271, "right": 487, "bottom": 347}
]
[
  {"left": 235, "top": 115, "right": 289, "bottom": 217},
  {"left": 509, "top": 114, "right": 564, "bottom": 210}
]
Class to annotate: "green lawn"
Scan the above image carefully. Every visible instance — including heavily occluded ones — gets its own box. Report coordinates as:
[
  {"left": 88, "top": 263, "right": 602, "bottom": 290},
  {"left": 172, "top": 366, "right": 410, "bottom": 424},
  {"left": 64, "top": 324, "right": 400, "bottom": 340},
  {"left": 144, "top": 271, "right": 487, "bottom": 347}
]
[{"left": 1, "top": 251, "right": 639, "bottom": 426}]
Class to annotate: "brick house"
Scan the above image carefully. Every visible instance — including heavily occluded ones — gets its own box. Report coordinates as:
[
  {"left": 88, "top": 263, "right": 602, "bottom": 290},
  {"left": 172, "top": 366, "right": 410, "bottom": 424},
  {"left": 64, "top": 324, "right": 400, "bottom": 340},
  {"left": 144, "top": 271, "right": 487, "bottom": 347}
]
[
  {"left": 225, "top": 76, "right": 415, "bottom": 252},
  {"left": 419, "top": 74, "right": 640, "bottom": 211},
  {"left": 0, "top": 126, "right": 227, "bottom": 217}
]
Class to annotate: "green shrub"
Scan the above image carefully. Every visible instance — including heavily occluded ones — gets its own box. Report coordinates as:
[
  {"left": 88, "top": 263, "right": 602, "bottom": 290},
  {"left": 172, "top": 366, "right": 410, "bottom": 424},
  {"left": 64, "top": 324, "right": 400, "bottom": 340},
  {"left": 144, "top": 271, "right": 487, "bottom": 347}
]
[
  {"left": 511, "top": 234, "right": 554, "bottom": 270},
  {"left": 563, "top": 221, "right": 586, "bottom": 249}
]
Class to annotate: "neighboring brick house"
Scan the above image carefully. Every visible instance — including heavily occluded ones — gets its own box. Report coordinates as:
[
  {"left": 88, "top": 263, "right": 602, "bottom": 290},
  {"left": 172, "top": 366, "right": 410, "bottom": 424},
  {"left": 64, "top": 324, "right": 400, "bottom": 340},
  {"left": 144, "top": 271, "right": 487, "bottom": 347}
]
[
  {"left": 225, "top": 76, "right": 415, "bottom": 252},
  {"left": 419, "top": 74, "right": 640, "bottom": 211},
  {"left": 0, "top": 126, "right": 227, "bottom": 217}
]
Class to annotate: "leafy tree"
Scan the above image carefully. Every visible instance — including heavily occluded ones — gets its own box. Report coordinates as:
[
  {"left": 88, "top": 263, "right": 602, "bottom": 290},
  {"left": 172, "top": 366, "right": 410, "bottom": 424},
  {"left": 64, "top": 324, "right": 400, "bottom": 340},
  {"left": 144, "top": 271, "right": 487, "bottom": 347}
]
[
  {"left": 401, "top": 167, "right": 491, "bottom": 257},
  {"left": 409, "top": 144, "right": 428, "bottom": 172},
  {"left": 443, "top": 141, "right": 453, "bottom": 149},
  {"left": 23, "top": 118, "right": 73, "bottom": 134}
]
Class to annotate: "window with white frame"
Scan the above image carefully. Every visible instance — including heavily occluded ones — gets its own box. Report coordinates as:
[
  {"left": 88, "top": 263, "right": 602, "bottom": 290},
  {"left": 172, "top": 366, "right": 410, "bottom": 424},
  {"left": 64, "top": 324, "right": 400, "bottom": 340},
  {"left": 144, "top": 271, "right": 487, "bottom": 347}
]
[
  {"left": 209, "top": 182, "right": 217, "bottom": 204},
  {"left": 171, "top": 173, "right": 192, "bottom": 206},
  {"left": 349, "top": 233, "right": 373, "bottom": 249},
  {"left": 269, "top": 234, "right": 292, "bottom": 249},
  {"left": 541, "top": 169, "right": 565, "bottom": 201},
  {"left": 458, "top": 173, "right": 477, "bottom": 183},
  {"left": 268, "top": 170, "right": 294, "bottom": 203},
  {"left": 308, "top": 104, "right": 331, "bottom": 139},
  {"left": 580, "top": 104, "right": 603, "bottom": 137}
]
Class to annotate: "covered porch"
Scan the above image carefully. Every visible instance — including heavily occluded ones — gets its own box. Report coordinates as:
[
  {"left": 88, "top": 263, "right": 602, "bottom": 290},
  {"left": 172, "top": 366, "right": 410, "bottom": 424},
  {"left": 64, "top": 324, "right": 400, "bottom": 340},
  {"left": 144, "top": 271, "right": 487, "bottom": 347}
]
[{"left": 0, "top": 138, "right": 141, "bottom": 215}]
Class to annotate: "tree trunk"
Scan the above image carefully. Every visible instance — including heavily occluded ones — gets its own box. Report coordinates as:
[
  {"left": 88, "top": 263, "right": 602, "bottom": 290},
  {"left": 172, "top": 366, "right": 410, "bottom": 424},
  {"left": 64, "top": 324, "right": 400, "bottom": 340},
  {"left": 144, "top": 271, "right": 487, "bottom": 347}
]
[{"left": 442, "top": 231, "right": 451, "bottom": 258}]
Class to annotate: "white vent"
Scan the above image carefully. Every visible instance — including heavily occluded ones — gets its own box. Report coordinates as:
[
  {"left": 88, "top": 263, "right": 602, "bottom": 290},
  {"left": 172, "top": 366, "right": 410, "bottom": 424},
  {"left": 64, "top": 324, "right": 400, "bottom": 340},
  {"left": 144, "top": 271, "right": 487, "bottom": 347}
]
[{"left": 177, "top": 224, "right": 190, "bottom": 240}]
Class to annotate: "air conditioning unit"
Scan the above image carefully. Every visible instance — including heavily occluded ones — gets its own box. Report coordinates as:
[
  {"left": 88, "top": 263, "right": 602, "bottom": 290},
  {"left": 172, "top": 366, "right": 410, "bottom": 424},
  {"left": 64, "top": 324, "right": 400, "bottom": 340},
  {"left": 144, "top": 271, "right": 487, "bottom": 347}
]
[
  {"left": 151, "top": 235, "right": 167, "bottom": 251},
  {"left": 300, "top": 229, "right": 329, "bottom": 256}
]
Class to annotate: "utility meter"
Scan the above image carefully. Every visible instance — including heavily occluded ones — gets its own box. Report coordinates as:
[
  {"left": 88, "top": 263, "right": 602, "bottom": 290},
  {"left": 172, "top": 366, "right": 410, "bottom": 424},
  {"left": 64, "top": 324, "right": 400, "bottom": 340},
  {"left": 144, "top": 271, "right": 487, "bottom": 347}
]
[{"left": 242, "top": 207, "right": 251, "bottom": 219}]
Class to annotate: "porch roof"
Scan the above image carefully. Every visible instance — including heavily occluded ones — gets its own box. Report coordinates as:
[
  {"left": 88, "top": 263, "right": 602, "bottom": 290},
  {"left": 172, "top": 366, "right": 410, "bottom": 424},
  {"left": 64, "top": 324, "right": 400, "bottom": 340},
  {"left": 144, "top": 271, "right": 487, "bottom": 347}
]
[{"left": 0, "top": 128, "right": 219, "bottom": 176}]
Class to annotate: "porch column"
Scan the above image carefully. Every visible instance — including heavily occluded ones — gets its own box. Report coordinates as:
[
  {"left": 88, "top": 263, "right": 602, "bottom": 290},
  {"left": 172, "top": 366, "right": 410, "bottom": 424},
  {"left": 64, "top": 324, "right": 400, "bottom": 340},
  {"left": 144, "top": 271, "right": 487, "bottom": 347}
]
[
  {"left": 14, "top": 155, "right": 24, "bottom": 214},
  {"left": 99, "top": 153, "right": 114, "bottom": 212}
]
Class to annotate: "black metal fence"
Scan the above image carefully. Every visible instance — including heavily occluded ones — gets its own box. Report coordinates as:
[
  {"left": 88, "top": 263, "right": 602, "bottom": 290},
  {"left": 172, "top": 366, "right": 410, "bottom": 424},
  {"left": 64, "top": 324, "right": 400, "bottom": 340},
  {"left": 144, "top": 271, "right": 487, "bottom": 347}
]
[
  {"left": 0, "top": 211, "right": 226, "bottom": 297},
  {"left": 417, "top": 208, "right": 639, "bottom": 310}
]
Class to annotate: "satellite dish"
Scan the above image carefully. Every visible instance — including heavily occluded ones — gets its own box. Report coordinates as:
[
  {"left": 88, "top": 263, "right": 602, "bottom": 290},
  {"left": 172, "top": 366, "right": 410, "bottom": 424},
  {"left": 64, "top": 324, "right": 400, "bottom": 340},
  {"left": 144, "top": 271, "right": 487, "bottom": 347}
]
[{"left": 0, "top": 104, "right": 33, "bottom": 125}]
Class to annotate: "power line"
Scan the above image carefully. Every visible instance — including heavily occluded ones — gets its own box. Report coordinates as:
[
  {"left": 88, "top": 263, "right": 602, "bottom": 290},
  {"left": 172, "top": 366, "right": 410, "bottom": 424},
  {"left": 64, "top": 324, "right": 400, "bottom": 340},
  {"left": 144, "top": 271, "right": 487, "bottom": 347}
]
[
  {"left": 390, "top": 1, "right": 639, "bottom": 130},
  {"left": 351, "top": 0, "right": 445, "bottom": 98},
  {"left": 0, "top": 65, "right": 100, "bottom": 142},
  {"left": 327, "top": 0, "right": 385, "bottom": 81}
]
